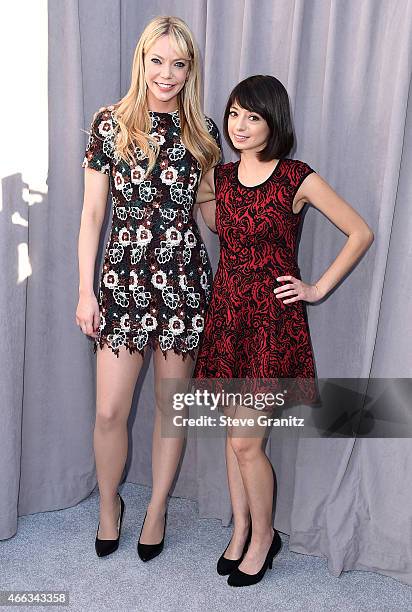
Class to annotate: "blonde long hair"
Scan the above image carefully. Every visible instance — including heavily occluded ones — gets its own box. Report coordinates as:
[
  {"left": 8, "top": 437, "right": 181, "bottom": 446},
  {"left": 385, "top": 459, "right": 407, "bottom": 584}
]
[{"left": 111, "top": 16, "right": 220, "bottom": 175}]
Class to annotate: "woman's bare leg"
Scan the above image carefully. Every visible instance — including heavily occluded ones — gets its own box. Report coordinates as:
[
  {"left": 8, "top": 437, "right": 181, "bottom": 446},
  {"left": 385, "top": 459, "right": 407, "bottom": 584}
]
[
  {"left": 138, "top": 349, "right": 194, "bottom": 544},
  {"left": 228, "top": 407, "right": 274, "bottom": 574},
  {"left": 222, "top": 425, "right": 251, "bottom": 559},
  {"left": 95, "top": 344, "right": 145, "bottom": 539}
]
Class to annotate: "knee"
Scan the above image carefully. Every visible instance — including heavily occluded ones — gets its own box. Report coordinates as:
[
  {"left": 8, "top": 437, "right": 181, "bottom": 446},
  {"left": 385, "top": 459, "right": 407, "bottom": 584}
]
[
  {"left": 154, "top": 384, "right": 177, "bottom": 417},
  {"left": 229, "top": 437, "right": 260, "bottom": 464},
  {"left": 95, "top": 403, "right": 125, "bottom": 429}
]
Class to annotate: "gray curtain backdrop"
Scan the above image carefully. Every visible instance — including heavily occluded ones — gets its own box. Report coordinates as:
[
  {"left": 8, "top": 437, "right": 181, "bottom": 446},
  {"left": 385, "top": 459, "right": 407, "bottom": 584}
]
[{"left": 2, "top": 0, "right": 412, "bottom": 587}]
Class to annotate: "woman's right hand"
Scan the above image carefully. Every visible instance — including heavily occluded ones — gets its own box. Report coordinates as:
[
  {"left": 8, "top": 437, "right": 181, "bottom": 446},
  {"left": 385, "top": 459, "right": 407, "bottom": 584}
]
[{"left": 76, "top": 291, "right": 100, "bottom": 338}]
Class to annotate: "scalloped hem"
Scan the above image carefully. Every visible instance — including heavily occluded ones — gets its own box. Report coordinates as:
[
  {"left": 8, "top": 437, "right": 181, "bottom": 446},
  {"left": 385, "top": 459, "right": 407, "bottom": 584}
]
[{"left": 93, "top": 336, "right": 197, "bottom": 361}]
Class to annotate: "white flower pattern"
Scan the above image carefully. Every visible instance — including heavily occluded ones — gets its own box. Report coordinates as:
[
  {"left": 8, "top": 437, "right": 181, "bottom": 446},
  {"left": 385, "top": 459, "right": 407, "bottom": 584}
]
[
  {"left": 131, "top": 165, "right": 146, "bottom": 184},
  {"left": 136, "top": 225, "right": 153, "bottom": 246},
  {"left": 139, "top": 181, "right": 157, "bottom": 202},
  {"left": 151, "top": 270, "right": 167, "bottom": 289},
  {"left": 160, "top": 166, "right": 178, "bottom": 185}
]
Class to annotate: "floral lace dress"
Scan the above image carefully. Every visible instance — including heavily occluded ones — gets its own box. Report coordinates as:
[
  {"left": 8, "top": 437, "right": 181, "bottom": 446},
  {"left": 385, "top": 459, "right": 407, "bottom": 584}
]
[{"left": 82, "top": 105, "right": 221, "bottom": 358}]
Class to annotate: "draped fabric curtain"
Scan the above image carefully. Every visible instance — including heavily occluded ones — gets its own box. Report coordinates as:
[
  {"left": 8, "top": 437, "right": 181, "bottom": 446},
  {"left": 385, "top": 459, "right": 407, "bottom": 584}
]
[{"left": 1, "top": 0, "right": 411, "bottom": 587}]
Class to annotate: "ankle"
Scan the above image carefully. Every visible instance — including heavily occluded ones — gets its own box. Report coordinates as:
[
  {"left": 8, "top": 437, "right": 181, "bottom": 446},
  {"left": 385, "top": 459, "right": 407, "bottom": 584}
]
[
  {"left": 232, "top": 517, "right": 250, "bottom": 534},
  {"left": 100, "top": 492, "right": 119, "bottom": 508},
  {"left": 147, "top": 500, "right": 167, "bottom": 516},
  {"left": 250, "top": 526, "right": 274, "bottom": 545}
]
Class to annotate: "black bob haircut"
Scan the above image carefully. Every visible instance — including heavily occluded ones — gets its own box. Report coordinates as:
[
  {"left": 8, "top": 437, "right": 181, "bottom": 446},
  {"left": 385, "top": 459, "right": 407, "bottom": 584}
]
[{"left": 223, "top": 75, "right": 295, "bottom": 160}]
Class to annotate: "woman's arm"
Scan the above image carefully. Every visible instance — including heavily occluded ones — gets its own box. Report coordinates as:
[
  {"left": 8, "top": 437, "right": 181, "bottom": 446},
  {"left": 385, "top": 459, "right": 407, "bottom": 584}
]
[
  {"left": 196, "top": 167, "right": 217, "bottom": 232},
  {"left": 197, "top": 167, "right": 215, "bottom": 203},
  {"left": 275, "top": 173, "right": 374, "bottom": 304},
  {"left": 75, "top": 168, "right": 109, "bottom": 336}
]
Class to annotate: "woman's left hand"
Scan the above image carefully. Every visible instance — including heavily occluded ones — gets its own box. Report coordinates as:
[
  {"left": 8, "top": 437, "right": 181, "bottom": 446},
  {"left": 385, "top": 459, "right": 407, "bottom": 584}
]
[{"left": 273, "top": 275, "right": 322, "bottom": 304}]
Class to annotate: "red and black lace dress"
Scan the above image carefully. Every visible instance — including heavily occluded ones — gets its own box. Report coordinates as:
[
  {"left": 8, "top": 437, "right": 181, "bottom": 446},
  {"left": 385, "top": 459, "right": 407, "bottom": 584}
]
[
  {"left": 82, "top": 106, "right": 221, "bottom": 358},
  {"left": 193, "top": 158, "right": 319, "bottom": 405}
]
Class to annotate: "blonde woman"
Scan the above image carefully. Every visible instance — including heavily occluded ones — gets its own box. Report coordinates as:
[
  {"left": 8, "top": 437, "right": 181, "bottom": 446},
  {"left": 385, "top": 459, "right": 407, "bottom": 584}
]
[{"left": 76, "top": 16, "right": 220, "bottom": 559}]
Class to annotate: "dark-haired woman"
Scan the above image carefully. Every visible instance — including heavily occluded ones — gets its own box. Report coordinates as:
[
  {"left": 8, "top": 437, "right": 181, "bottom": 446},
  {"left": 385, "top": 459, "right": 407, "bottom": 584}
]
[{"left": 194, "top": 75, "right": 374, "bottom": 587}]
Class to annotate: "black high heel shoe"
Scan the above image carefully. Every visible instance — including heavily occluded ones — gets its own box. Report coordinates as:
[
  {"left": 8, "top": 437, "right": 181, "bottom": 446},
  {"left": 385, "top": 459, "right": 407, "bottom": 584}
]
[
  {"left": 227, "top": 527, "right": 282, "bottom": 587},
  {"left": 95, "top": 493, "right": 125, "bottom": 558},
  {"left": 217, "top": 521, "right": 252, "bottom": 576},
  {"left": 137, "top": 508, "right": 167, "bottom": 562}
]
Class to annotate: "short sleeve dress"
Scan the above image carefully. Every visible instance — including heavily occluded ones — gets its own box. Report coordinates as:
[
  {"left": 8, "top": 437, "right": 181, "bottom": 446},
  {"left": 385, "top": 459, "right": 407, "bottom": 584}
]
[
  {"left": 193, "top": 158, "right": 320, "bottom": 405},
  {"left": 82, "top": 105, "right": 221, "bottom": 359}
]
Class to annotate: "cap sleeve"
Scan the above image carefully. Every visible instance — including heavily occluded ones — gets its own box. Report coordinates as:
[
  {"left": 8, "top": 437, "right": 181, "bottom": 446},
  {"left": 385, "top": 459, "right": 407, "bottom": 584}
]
[
  {"left": 290, "top": 160, "right": 316, "bottom": 200},
  {"left": 205, "top": 116, "right": 223, "bottom": 163},
  {"left": 81, "top": 107, "right": 114, "bottom": 175},
  {"left": 213, "top": 162, "right": 232, "bottom": 194}
]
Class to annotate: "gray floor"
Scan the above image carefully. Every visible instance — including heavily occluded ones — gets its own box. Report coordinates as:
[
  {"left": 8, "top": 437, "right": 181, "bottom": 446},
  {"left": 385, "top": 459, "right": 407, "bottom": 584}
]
[{"left": 2, "top": 483, "right": 412, "bottom": 612}]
